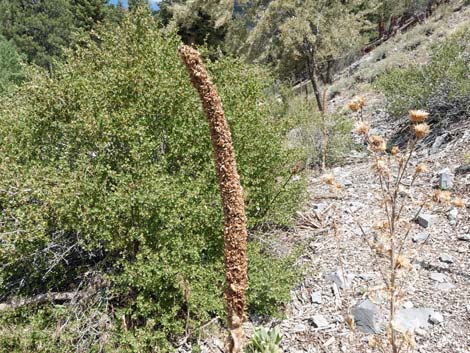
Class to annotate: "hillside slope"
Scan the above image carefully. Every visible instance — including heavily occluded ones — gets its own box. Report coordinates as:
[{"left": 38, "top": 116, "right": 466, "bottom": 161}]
[{"left": 196, "top": 2, "right": 470, "bottom": 352}]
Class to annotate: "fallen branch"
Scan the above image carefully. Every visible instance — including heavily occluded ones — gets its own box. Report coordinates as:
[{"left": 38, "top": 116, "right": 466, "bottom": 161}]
[{"left": 0, "top": 291, "right": 91, "bottom": 311}]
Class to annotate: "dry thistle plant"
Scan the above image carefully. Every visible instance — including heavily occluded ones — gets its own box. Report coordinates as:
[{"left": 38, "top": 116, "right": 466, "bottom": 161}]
[
  {"left": 348, "top": 95, "right": 369, "bottom": 146},
  {"left": 352, "top": 109, "right": 436, "bottom": 353}
]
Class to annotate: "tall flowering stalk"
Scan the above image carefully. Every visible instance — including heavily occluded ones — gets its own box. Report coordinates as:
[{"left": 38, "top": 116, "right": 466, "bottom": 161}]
[{"left": 179, "top": 45, "right": 248, "bottom": 353}]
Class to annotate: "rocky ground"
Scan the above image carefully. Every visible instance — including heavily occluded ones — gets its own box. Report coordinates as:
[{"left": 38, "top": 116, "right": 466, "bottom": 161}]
[
  {"left": 194, "top": 96, "right": 470, "bottom": 353},
  {"left": 274, "top": 114, "right": 470, "bottom": 353},
  {"left": 193, "top": 3, "right": 470, "bottom": 352}
]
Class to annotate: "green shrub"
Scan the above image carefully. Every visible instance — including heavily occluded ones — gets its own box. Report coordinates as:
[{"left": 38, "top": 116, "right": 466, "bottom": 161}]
[
  {"left": 0, "top": 10, "right": 305, "bottom": 352},
  {"left": 281, "top": 96, "right": 354, "bottom": 167},
  {"left": 377, "top": 27, "right": 470, "bottom": 130}
]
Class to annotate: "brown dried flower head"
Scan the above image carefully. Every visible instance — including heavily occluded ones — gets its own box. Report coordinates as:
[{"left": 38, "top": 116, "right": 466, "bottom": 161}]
[
  {"left": 373, "top": 158, "right": 389, "bottom": 175},
  {"left": 355, "top": 121, "right": 370, "bottom": 135},
  {"left": 415, "top": 163, "right": 428, "bottom": 174},
  {"left": 395, "top": 255, "right": 411, "bottom": 270},
  {"left": 324, "top": 174, "right": 335, "bottom": 185},
  {"left": 347, "top": 100, "right": 360, "bottom": 112},
  {"left": 451, "top": 197, "right": 465, "bottom": 208},
  {"left": 374, "top": 221, "right": 389, "bottom": 230},
  {"left": 413, "top": 123, "right": 430, "bottom": 139},
  {"left": 409, "top": 110, "right": 429, "bottom": 123},
  {"left": 369, "top": 135, "right": 386, "bottom": 152},
  {"left": 433, "top": 190, "right": 451, "bottom": 205},
  {"left": 391, "top": 146, "right": 399, "bottom": 155},
  {"left": 347, "top": 95, "right": 366, "bottom": 112}
]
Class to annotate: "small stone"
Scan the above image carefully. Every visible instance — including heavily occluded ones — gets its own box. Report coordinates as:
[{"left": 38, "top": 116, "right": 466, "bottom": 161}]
[
  {"left": 311, "top": 291, "right": 322, "bottom": 304},
  {"left": 431, "top": 134, "right": 447, "bottom": 154},
  {"left": 357, "top": 273, "right": 375, "bottom": 281},
  {"left": 334, "top": 315, "right": 345, "bottom": 323},
  {"left": 415, "top": 328, "right": 427, "bottom": 336},
  {"left": 466, "top": 305, "right": 470, "bottom": 314},
  {"left": 457, "top": 234, "right": 470, "bottom": 241},
  {"left": 394, "top": 308, "right": 435, "bottom": 331},
  {"left": 417, "top": 214, "right": 435, "bottom": 228},
  {"left": 403, "top": 301, "right": 414, "bottom": 309},
  {"left": 439, "top": 168, "right": 454, "bottom": 190},
  {"left": 325, "top": 270, "right": 354, "bottom": 289},
  {"left": 310, "top": 315, "right": 329, "bottom": 328},
  {"left": 313, "top": 203, "right": 328, "bottom": 213},
  {"left": 429, "top": 312, "right": 443, "bottom": 324},
  {"left": 429, "top": 272, "right": 447, "bottom": 283},
  {"left": 439, "top": 254, "right": 453, "bottom": 263},
  {"left": 448, "top": 208, "right": 458, "bottom": 221},
  {"left": 436, "top": 283, "right": 455, "bottom": 291},
  {"left": 413, "top": 232, "right": 429, "bottom": 243},
  {"left": 351, "top": 299, "right": 383, "bottom": 334}
]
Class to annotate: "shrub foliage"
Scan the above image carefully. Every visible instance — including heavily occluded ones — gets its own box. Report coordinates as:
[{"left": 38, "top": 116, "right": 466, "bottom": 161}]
[
  {"left": 377, "top": 27, "right": 470, "bottom": 144},
  {"left": 0, "top": 11, "right": 304, "bottom": 352}
]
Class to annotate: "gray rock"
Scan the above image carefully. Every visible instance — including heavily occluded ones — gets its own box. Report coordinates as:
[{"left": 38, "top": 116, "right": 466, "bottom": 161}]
[
  {"left": 439, "top": 254, "right": 454, "bottom": 263},
  {"left": 457, "top": 234, "right": 470, "bottom": 241},
  {"left": 431, "top": 134, "right": 447, "bottom": 154},
  {"left": 403, "top": 301, "right": 414, "bottom": 309},
  {"left": 334, "top": 315, "right": 345, "bottom": 323},
  {"left": 415, "top": 328, "right": 427, "bottom": 336},
  {"left": 311, "top": 291, "right": 322, "bottom": 304},
  {"left": 429, "top": 272, "right": 447, "bottom": 283},
  {"left": 309, "top": 315, "right": 329, "bottom": 328},
  {"left": 325, "top": 270, "right": 354, "bottom": 289},
  {"left": 394, "top": 308, "right": 437, "bottom": 331},
  {"left": 436, "top": 283, "right": 455, "bottom": 291},
  {"left": 429, "top": 312, "right": 444, "bottom": 324},
  {"left": 439, "top": 168, "right": 454, "bottom": 190},
  {"left": 351, "top": 299, "right": 383, "bottom": 334},
  {"left": 417, "top": 214, "right": 435, "bottom": 228},
  {"left": 357, "top": 273, "right": 376, "bottom": 281},
  {"left": 448, "top": 208, "right": 458, "bottom": 221},
  {"left": 313, "top": 203, "right": 328, "bottom": 213},
  {"left": 413, "top": 232, "right": 429, "bottom": 243}
]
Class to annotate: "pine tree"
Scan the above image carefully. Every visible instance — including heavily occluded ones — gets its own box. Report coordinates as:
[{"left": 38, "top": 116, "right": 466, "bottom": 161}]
[
  {"left": 0, "top": 34, "right": 24, "bottom": 95},
  {"left": 71, "top": 0, "right": 108, "bottom": 31},
  {"left": 240, "top": 0, "right": 370, "bottom": 111},
  {"left": 159, "top": 0, "right": 236, "bottom": 46},
  {"left": 0, "top": 0, "right": 75, "bottom": 70},
  {"left": 128, "top": 0, "right": 149, "bottom": 11}
]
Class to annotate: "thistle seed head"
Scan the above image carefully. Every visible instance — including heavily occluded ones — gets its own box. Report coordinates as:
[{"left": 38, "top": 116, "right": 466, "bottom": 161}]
[
  {"left": 409, "top": 110, "right": 429, "bottom": 123},
  {"left": 413, "top": 123, "right": 430, "bottom": 139}
]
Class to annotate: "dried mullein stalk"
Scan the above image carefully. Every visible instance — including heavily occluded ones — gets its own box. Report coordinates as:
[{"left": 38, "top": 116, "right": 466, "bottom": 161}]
[{"left": 179, "top": 45, "right": 248, "bottom": 353}]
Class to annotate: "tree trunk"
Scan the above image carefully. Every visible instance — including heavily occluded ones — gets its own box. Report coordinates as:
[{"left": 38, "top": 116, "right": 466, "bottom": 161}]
[
  {"left": 179, "top": 45, "right": 248, "bottom": 353},
  {"left": 325, "top": 58, "right": 334, "bottom": 84},
  {"left": 306, "top": 57, "right": 323, "bottom": 112},
  {"left": 378, "top": 16, "right": 385, "bottom": 37}
]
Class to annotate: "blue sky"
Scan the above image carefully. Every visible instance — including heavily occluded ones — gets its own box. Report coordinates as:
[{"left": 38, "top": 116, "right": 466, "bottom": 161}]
[{"left": 108, "top": 0, "right": 160, "bottom": 10}]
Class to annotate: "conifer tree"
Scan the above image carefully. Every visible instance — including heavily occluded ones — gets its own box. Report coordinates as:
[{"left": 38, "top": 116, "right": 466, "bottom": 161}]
[
  {"left": 241, "top": 0, "right": 369, "bottom": 111},
  {"left": 0, "top": 34, "right": 24, "bottom": 95},
  {"left": 0, "top": 0, "right": 75, "bottom": 70},
  {"left": 159, "top": 0, "right": 236, "bottom": 46},
  {"left": 71, "top": 0, "right": 108, "bottom": 31}
]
